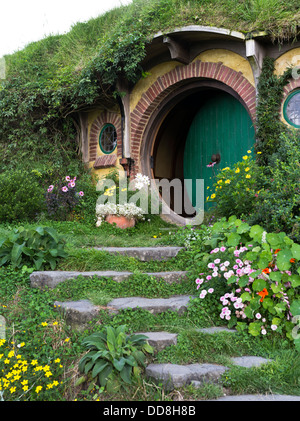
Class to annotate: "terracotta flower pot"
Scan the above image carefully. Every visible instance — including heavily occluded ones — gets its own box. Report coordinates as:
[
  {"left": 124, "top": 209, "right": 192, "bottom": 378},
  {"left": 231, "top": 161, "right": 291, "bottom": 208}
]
[{"left": 105, "top": 214, "right": 136, "bottom": 229}]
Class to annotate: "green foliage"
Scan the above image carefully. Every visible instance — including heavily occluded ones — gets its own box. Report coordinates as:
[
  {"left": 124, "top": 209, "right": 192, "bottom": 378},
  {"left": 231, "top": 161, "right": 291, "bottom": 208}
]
[
  {"left": 78, "top": 325, "right": 153, "bottom": 392},
  {"left": 255, "top": 57, "right": 292, "bottom": 164},
  {"left": 0, "top": 226, "right": 67, "bottom": 270},
  {"left": 195, "top": 217, "right": 300, "bottom": 346},
  {"left": 0, "top": 169, "right": 45, "bottom": 222}
]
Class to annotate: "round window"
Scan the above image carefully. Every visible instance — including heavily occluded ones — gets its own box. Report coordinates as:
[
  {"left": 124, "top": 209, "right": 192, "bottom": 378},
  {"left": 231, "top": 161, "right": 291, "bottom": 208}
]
[
  {"left": 99, "top": 124, "right": 117, "bottom": 154},
  {"left": 284, "top": 91, "right": 300, "bottom": 128}
]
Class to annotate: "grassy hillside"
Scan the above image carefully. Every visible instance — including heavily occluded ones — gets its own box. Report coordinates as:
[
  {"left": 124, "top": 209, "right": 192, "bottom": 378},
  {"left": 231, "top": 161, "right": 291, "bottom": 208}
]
[{"left": 0, "top": 0, "right": 299, "bottom": 173}]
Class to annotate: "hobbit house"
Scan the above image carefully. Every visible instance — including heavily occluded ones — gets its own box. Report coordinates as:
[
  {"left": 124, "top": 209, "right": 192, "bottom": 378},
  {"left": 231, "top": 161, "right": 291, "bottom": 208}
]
[{"left": 79, "top": 26, "right": 300, "bottom": 224}]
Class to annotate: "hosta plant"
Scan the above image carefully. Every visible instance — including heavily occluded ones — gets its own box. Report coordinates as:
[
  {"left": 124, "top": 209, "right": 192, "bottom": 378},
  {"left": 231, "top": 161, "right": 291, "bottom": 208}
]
[
  {"left": 0, "top": 226, "right": 68, "bottom": 270},
  {"left": 195, "top": 216, "right": 300, "bottom": 350},
  {"left": 78, "top": 325, "right": 153, "bottom": 392}
]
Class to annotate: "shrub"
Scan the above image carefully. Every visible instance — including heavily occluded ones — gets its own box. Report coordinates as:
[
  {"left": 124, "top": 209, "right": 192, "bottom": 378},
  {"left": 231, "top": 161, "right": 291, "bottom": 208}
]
[
  {"left": 45, "top": 175, "right": 84, "bottom": 221},
  {"left": 194, "top": 217, "right": 300, "bottom": 350},
  {"left": 0, "top": 225, "right": 67, "bottom": 270},
  {"left": 0, "top": 169, "right": 44, "bottom": 222},
  {"left": 78, "top": 325, "right": 153, "bottom": 392}
]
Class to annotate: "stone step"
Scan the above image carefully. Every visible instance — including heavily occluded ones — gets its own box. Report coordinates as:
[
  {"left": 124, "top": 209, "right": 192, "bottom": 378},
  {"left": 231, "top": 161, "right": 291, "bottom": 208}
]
[
  {"left": 30, "top": 270, "right": 188, "bottom": 289},
  {"left": 146, "top": 363, "right": 228, "bottom": 390},
  {"left": 107, "top": 295, "right": 194, "bottom": 315},
  {"left": 146, "top": 356, "right": 274, "bottom": 391},
  {"left": 92, "top": 246, "right": 184, "bottom": 261},
  {"left": 136, "top": 331, "right": 178, "bottom": 351}
]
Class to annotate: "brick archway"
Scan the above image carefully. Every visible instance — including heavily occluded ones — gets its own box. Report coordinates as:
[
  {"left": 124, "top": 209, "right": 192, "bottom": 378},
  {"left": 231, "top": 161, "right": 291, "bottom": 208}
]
[
  {"left": 130, "top": 60, "right": 257, "bottom": 171},
  {"left": 89, "top": 111, "right": 122, "bottom": 162}
]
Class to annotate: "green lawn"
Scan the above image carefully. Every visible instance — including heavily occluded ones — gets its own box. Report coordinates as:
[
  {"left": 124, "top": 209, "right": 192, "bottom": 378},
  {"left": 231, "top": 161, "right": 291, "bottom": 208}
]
[{"left": 0, "top": 218, "right": 299, "bottom": 401}]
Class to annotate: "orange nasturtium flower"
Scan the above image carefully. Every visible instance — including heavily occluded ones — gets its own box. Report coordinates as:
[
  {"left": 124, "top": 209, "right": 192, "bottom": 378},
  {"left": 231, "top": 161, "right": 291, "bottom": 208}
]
[
  {"left": 262, "top": 268, "right": 270, "bottom": 274},
  {"left": 290, "top": 258, "right": 296, "bottom": 263},
  {"left": 258, "top": 288, "right": 269, "bottom": 302},
  {"left": 274, "top": 249, "right": 281, "bottom": 254}
]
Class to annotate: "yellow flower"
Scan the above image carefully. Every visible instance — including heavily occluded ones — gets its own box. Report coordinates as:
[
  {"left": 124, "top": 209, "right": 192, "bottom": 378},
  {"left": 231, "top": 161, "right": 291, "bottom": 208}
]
[
  {"left": 44, "top": 371, "right": 52, "bottom": 378},
  {"left": 35, "top": 385, "right": 42, "bottom": 394},
  {"left": 235, "top": 168, "right": 240, "bottom": 173},
  {"left": 41, "top": 322, "right": 48, "bottom": 327},
  {"left": 10, "top": 387, "right": 16, "bottom": 394},
  {"left": 153, "top": 235, "right": 157, "bottom": 238},
  {"left": 23, "top": 385, "right": 29, "bottom": 391},
  {"left": 64, "top": 338, "right": 70, "bottom": 342},
  {"left": 246, "top": 174, "right": 251, "bottom": 179},
  {"left": 8, "top": 351, "right": 14, "bottom": 358},
  {"left": 217, "top": 180, "right": 223, "bottom": 184},
  {"left": 247, "top": 150, "right": 251, "bottom": 153},
  {"left": 53, "top": 322, "right": 58, "bottom": 326},
  {"left": 121, "top": 188, "right": 127, "bottom": 192},
  {"left": 4, "top": 359, "right": 10, "bottom": 364},
  {"left": 225, "top": 179, "right": 231, "bottom": 184},
  {"left": 245, "top": 167, "right": 250, "bottom": 172},
  {"left": 21, "top": 380, "right": 28, "bottom": 386},
  {"left": 211, "top": 194, "right": 216, "bottom": 199},
  {"left": 257, "top": 151, "right": 262, "bottom": 154},
  {"left": 54, "top": 358, "right": 61, "bottom": 363},
  {"left": 222, "top": 167, "right": 230, "bottom": 171},
  {"left": 242, "top": 156, "right": 248, "bottom": 160}
]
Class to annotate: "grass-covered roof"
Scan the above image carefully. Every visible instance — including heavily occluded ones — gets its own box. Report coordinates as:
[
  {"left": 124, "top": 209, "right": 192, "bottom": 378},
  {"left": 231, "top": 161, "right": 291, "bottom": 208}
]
[{"left": 0, "top": 0, "right": 299, "bottom": 172}]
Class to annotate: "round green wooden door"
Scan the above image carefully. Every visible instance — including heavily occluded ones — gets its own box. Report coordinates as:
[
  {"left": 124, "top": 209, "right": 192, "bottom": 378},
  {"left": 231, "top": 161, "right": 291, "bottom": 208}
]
[{"left": 183, "top": 90, "right": 255, "bottom": 211}]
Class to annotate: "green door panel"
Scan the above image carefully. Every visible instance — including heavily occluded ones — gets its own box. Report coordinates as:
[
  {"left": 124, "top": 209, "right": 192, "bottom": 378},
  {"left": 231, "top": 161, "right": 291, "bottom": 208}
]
[{"left": 183, "top": 90, "right": 255, "bottom": 211}]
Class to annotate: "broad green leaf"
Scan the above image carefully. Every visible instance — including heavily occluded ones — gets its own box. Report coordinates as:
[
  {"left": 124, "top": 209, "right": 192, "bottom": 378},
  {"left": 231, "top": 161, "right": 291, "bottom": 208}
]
[
  {"left": 276, "top": 249, "right": 292, "bottom": 271},
  {"left": 269, "top": 271, "right": 282, "bottom": 282},
  {"left": 291, "top": 243, "right": 300, "bottom": 260},
  {"left": 249, "top": 225, "right": 264, "bottom": 241},
  {"left": 252, "top": 278, "right": 268, "bottom": 292},
  {"left": 244, "top": 306, "right": 254, "bottom": 318},
  {"left": 120, "top": 364, "right": 132, "bottom": 384},
  {"left": 226, "top": 232, "right": 241, "bottom": 247},
  {"left": 91, "top": 360, "right": 109, "bottom": 378},
  {"left": 248, "top": 322, "right": 261, "bottom": 337},
  {"left": 290, "top": 300, "right": 300, "bottom": 316},
  {"left": 238, "top": 275, "right": 250, "bottom": 288},
  {"left": 266, "top": 232, "right": 281, "bottom": 247},
  {"left": 98, "top": 365, "right": 113, "bottom": 387},
  {"left": 11, "top": 242, "right": 25, "bottom": 265},
  {"left": 236, "top": 222, "right": 250, "bottom": 234},
  {"left": 290, "top": 274, "right": 300, "bottom": 288},
  {"left": 113, "top": 357, "right": 126, "bottom": 372},
  {"left": 240, "top": 292, "right": 252, "bottom": 302},
  {"left": 44, "top": 227, "right": 60, "bottom": 244},
  {"left": 271, "top": 283, "right": 283, "bottom": 294},
  {"left": 35, "top": 226, "right": 44, "bottom": 236}
]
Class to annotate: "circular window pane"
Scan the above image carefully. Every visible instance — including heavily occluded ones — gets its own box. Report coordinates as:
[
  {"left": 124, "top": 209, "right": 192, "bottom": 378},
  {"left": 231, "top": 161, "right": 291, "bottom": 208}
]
[
  {"left": 99, "top": 124, "right": 117, "bottom": 154},
  {"left": 284, "top": 91, "right": 300, "bottom": 128}
]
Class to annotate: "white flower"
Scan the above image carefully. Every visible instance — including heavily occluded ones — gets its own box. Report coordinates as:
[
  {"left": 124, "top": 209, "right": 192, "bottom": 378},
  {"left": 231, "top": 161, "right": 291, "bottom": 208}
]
[
  {"left": 261, "top": 329, "right": 267, "bottom": 335},
  {"left": 261, "top": 231, "right": 267, "bottom": 243},
  {"left": 208, "top": 288, "right": 214, "bottom": 294},
  {"left": 134, "top": 173, "right": 150, "bottom": 190},
  {"left": 271, "top": 324, "right": 278, "bottom": 331}
]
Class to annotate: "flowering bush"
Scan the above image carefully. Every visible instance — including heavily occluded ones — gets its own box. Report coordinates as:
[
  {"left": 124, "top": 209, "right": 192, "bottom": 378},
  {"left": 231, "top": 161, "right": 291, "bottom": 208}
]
[
  {"left": 95, "top": 172, "right": 151, "bottom": 226},
  {"left": 207, "top": 149, "right": 263, "bottom": 218},
  {"left": 0, "top": 338, "right": 63, "bottom": 401},
  {"left": 195, "top": 217, "right": 300, "bottom": 349},
  {"left": 95, "top": 203, "right": 144, "bottom": 226},
  {"left": 45, "top": 175, "right": 84, "bottom": 221}
]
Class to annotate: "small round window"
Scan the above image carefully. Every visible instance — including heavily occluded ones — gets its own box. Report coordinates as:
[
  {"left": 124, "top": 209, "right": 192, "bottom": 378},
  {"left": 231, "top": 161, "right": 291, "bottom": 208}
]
[
  {"left": 284, "top": 91, "right": 300, "bottom": 128},
  {"left": 99, "top": 124, "right": 117, "bottom": 154}
]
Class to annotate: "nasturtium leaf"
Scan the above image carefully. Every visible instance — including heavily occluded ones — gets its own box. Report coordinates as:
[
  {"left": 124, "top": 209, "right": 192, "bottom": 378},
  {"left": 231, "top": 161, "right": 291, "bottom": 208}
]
[
  {"left": 226, "top": 232, "right": 241, "bottom": 247},
  {"left": 252, "top": 278, "right": 268, "bottom": 291},
  {"left": 290, "top": 274, "right": 300, "bottom": 288},
  {"left": 291, "top": 243, "right": 300, "bottom": 260},
  {"left": 248, "top": 322, "right": 261, "bottom": 336},
  {"left": 276, "top": 249, "right": 292, "bottom": 271},
  {"left": 250, "top": 225, "right": 264, "bottom": 240}
]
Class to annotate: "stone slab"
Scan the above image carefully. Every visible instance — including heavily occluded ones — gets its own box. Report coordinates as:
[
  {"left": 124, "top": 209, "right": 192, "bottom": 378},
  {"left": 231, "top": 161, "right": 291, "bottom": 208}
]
[
  {"left": 198, "top": 327, "right": 237, "bottom": 334},
  {"left": 146, "top": 363, "right": 228, "bottom": 390},
  {"left": 137, "top": 331, "right": 178, "bottom": 351},
  {"left": 231, "top": 356, "right": 273, "bottom": 368},
  {"left": 30, "top": 270, "right": 187, "bottom": 289},
  {"left": 107, "top": 295, "right": 194, "bottom": 315},
  {"left": 93, "top": 246, "right": 184, "bottom": 261},
  {"left": 54, "top": 299, "right": 100, "bottom": 330},
  {"left": 213, "top": 394, "right": 300, "bottom": 401}
]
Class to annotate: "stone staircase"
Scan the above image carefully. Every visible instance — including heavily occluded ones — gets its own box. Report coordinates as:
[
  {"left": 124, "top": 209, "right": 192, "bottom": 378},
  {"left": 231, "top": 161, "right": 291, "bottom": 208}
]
[{"left": 29, "top": 245, "right": 299, "bottom": 401}]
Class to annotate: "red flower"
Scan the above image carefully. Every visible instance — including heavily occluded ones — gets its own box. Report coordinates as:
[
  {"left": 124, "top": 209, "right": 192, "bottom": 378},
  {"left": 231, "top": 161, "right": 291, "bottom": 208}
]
[
  {"left": 258, "top": 288, "right": 269, "bottom": 302},
  {"left": 262, "top": 268, "right": 270, "bottom": 274},
  {"left": 290, "top": 258, "right": 296, "bottom": 263}
]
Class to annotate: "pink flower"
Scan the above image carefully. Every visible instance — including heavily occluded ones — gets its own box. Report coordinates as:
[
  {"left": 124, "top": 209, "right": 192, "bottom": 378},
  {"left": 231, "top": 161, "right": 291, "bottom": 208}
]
[
  {"left": 206, "top": 275, "right": 212, "bottom": 280},
  {"left": 208, "top": 263, "right": 215, "bottom": 269},
  {"left": 68, "top": 181, "right": 76, "bottom": 188},
  {"left": 220, "top": 247, "right": 226, "bottom": 252},
  {"left": 47, "top": 185, "right": 54, "bottom": 192},
  {"left": 62, "top": 186, "right": 68, "bottom": 192},
  {"left": 79, "top": 191, "right": 84, "bottom": 196},
  {"left": 65, "top": 176, "right": 71, "bottom": 181},
  {"left": 255, "top": 313, "right": 262, "bottom": 319},
  {"left": 208, "top": 288, "right": 214, "bottom": 294},
  {"left": 271, "top": 324, "right": 278, "bottom": 331}
]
